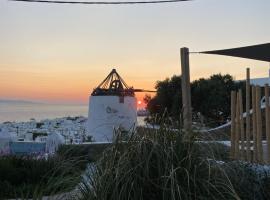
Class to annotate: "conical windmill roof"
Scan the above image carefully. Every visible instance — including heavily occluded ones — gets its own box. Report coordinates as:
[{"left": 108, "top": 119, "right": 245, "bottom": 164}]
[{"left": 91, "top": 69, "right": 135, "bottom": 97}]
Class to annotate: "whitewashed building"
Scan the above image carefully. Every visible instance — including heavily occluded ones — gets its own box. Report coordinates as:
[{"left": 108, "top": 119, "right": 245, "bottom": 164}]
[
  {"left": 87, "top": 69, "right": 137, "bottom": 142},
  {"left": 0, "top": 130, "right": 16, "bottom": 155}
]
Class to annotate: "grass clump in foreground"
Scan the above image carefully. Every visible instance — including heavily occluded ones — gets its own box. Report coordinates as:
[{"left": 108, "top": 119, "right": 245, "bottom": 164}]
[
  {"left": 2, "top": 127, "right": 270, "bottom": 199},
  {"left": 58, "top": 143, "right": 111, "bottom": 163},
  {"left": 77, "top": 127, "right": 239, "bottom": 200}
]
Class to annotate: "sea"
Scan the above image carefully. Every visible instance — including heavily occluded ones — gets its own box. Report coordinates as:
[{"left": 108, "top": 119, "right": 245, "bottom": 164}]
[{"left": 0, "top": 101, "right": 145, "bottom": 125}]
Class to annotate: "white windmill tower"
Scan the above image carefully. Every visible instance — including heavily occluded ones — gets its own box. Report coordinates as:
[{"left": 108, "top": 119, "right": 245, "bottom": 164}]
[{"left": 87, "top": 69, "right": 138, "bottom": 142}]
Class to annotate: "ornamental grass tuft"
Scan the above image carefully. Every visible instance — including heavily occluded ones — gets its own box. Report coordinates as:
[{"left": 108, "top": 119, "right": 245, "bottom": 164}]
[{"left": 77, "top": 127, "right": 239, "bottom": 200}]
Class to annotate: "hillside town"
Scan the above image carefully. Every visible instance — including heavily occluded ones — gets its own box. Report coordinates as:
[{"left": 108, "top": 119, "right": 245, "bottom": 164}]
[{"left": 0, "top": 116, "right": 89, "bottom": 155}]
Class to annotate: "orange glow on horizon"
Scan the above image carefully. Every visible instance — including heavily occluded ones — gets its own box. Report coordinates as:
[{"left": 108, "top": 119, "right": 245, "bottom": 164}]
[
  {"left": 1, "top": 49, "right": 269, "bottom": 105},
  {"left": 0, "top": 67, "right": 157, "bottom": 104}
]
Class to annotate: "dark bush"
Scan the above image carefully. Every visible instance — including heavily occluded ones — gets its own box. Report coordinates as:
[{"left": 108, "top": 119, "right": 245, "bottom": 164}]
[
  {"left": 0, "top": 155, "right": 83, "bottom": 199},
  {"left": 57, "top": 143, "right": 110, "bottom": 164},
  {"left": 224, "top": 162, "right": 270, "bottom": 200}
]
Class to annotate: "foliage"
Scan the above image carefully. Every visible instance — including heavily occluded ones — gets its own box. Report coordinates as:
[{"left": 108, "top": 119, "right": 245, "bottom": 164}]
[
  {"left": 36, "top": 122, "right": 44, "bottom": 129},
  {"left": 0, "top": 143, "right": 110, "bottom": 199},
  {"left": 0, "top": 155, "right": 84, "bottom": 199},
  {"left": 145, "top": 74, "right": 245, "bottom": 127},
  {"left": 57, "top": 143, "right": 110, "bottom": 164},
  {"left": 191, "top": 74, "right": 244, "bottom": 126},
  {"left": 196, "top": 142, "right": 230, "bottom": 162},
  {"left": 261, "top": 174, "right": 270, "bottom": 199},
  {"left": 32, "top": 132, "right": 48, "bottom": 140},
  {"left": 66, "top": 116, "right": 82, "bottom": 121},
  {"left": 223, "top": 162, "right": 270, "bottom": 200},
  {"left": 2, "top": 129, "right": 269, "bottom": 199},
  {"left": 76, "top": 128, "right": 238, "bottom": 200},
  {"left": 85, "top": 135, "right": 94, "bottom": 142},
  {"left": 144, "top": 75, "right": 182, "bottom": 124}
]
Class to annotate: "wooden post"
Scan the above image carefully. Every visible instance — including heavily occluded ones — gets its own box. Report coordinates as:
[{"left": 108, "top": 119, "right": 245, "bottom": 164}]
[
  {"left": 230, "top": 91, "right": 236, "bottom": 159},
  {"left": 246, "top": 68, "right": 251, "bottom": 162},
  {"left": 256, "top": 86, "right": 263, "bottom": 163},
  {"left": 181, "top": 47, "right": 192, "bottom": 131},
  {"left": 265, "top": 84, "right": 270, "bottom": 164},
  {"left": 235, "top": 91, "right": 240, "bottom": 159},
  {"left": 252, "top": 86, "right": 257, "bottom": 163},
  {"left": 239, "top": 89, "right": 245, "bottom": 160}
]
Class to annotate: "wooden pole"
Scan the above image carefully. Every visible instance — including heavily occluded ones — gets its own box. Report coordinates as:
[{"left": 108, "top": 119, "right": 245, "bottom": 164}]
[
  {"left": 256, "top": 86, "right": 263, "bottom": 163},
  {"left": 239, "top": 89, "right": 245, "bottom": 160},
  {"left": 252, "top": 86, "right": 257, "bottom": 163},
  {"left": 246, "top": 68, "right": 251, "bottom": 162},
  {"left": 181, "top": 47, "right": 192, "bottom": 131},
  {"left": 265, "top": 84, "right": 270, "bottom": 164},
  {"left": 235, "top": 91, "right": 240, "bottom": 159},
  {"left": 230, "top": 91, "right": 236, "bottom": 159}
]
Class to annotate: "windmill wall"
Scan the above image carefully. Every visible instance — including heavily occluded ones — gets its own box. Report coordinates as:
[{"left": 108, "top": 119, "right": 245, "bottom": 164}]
[{"left": 87, "top": 96, "right": 137, "bottom": 142}]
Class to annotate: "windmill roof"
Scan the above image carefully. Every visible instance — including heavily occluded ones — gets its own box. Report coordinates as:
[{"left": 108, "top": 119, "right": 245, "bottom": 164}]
[{"left": 91, "top": 69, "right": 134, "bottom": 97}]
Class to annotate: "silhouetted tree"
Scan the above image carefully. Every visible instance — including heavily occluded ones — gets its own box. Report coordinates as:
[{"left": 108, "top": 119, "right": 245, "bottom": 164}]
[
  {"left": 191, "top": 74, "right": 244, "bottom": 126},
  {"left": 145, "top": 74, "right": 244, "bottom": 127},
  {"left": 144, "top": 76, "right": 182, "bottom": 123}
]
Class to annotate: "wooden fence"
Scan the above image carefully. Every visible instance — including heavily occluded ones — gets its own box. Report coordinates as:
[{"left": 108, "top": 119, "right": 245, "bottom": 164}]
[{"left": 231, "top": 68, "right": 270, "bottom": 164}]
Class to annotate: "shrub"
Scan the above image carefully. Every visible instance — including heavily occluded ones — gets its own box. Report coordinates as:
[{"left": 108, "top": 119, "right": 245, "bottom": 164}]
[
  {"left": 57, "top": 143, "right": 110, "bottom": 164},
  {"left": 0, "top": 155, "right": 84, "bottom": 199},
  {"left": 32, "top": 132, "right": 48, "bottom": 140},
  {"left": 224, "top": 162, "right": 270, "bottom": 200},
  {"left": 197, "top": 142, "right": 231, "bottom": 162},
  {"left": 36, "top": 122, "right": 44, "bottom": 129}
]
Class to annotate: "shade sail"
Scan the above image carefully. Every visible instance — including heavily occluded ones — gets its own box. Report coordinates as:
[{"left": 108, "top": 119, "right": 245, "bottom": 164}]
[{"left": 200, "top": 43, "right": 270, "bottom": 62}]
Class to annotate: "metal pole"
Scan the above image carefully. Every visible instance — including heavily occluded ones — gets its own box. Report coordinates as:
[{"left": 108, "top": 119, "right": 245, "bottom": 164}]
[{"left": 181, "top": 47, "right": 192, "bottom": 131}]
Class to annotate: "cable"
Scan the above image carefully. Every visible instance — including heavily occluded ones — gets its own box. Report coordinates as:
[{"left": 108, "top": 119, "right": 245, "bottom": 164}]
[{"left": 9, "top": 0, "right": 192, "bottom": 5}]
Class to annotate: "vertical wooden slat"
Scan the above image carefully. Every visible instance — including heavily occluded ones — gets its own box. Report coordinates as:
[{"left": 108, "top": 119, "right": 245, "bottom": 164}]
[
  {"left": 230, "top": 91, "right": 236, "bottom": 159},
  {"left": 246, "top": 68, "right": 251, "bottom": 162},
  {"left": 256, "top": 86, "right": 263, "bottom": 163},
  {"left": 265, "top": 84, "right": 270, "bottom": 164},
  {"left": 239, "top": 90, "right": 245, "bottom": 160},
  {"left": 252, "top": 86, "right": 257, "bottom": 163},
  {"left": 235, "top": 91, "right": 240, "bottom": 159}
]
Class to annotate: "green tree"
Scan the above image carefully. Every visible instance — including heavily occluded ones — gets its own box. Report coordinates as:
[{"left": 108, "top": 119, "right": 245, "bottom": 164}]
[
  {"left": 145, "top": 74, "right": 244, "bottom": 127},
  {"left": 144, "top": 76, "right": 182, "bottom": 123},
  {"left": 191, "top": 74, "right": 244, "bottom": 126}
]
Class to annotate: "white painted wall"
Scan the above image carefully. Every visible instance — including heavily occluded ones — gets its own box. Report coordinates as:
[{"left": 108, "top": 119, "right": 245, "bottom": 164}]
[{"left": 87, "top": 96, "right": 137, "bottom": 142}]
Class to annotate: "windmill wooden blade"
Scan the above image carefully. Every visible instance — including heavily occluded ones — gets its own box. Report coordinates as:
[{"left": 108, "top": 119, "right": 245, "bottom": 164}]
[{"left": 133, "top": 89, "right": 156, "bottom": 93}]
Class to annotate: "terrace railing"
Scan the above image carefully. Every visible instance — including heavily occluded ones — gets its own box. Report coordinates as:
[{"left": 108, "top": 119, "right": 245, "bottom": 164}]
[{"left": 231, "top": 68, "right": 270, "bottom": 164}]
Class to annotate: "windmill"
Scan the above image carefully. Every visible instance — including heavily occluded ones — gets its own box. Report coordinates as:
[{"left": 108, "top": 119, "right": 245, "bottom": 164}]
[{"left": 87, "top": 69, "right": 155, "bottom": 142}]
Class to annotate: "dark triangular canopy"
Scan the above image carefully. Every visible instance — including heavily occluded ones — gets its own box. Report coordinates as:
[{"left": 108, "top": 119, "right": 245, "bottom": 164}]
[{"left": 200, "top": 43, "right": 270, "bottom": 62}]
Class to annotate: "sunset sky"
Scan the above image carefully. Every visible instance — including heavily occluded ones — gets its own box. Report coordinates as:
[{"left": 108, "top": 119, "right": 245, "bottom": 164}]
[{"left": 1, "top": 0, "right": 270, "bottom": 105}]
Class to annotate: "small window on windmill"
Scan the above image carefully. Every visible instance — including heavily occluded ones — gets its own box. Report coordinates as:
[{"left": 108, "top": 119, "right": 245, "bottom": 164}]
[{"left": 119, "top": 96, "right": 124, "bottom": 103}]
